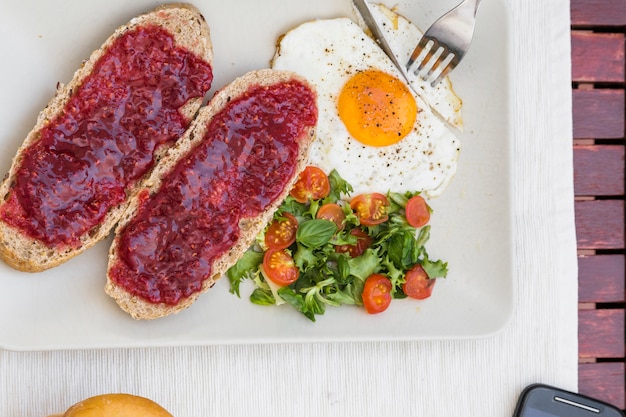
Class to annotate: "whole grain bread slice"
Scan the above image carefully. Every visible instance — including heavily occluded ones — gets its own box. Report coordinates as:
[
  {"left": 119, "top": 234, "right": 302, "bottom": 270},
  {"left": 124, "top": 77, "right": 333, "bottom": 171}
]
[
  {"left": 0, "top": 4, "right": 213, "bottom": 272},
  {"left": 105, "top": 69, "right": 317, "bottom": 319}
]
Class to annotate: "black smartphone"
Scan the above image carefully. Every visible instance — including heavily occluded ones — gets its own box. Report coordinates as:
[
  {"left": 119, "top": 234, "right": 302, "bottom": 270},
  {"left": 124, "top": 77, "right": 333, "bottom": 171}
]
[{"left": 513, "top": 384, "right": 625, "bottom": 417}]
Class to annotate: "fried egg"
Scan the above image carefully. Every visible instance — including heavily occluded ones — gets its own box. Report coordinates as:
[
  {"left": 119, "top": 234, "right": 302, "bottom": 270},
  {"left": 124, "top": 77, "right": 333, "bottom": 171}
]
[
  {"left": 271, "top": 17, "right": 461, "bottom": 197},
  {"left": 357, "top": 3, "right": 463, "bottom": 130}
]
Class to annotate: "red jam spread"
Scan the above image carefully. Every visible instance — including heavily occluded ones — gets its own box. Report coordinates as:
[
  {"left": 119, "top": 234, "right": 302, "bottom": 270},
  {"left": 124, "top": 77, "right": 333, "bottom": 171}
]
[
  {"left": 0, "top": 25, "right": 213, "bottom": 247},
  {"left": 109, "top": 80, "right": 317, "bottom": 305}
]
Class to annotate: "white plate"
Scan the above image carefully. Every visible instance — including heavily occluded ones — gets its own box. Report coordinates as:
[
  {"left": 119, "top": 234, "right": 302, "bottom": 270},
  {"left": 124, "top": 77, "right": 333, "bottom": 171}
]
[{"left": 0, "top": 0, "right": 513, "bottom": 350}]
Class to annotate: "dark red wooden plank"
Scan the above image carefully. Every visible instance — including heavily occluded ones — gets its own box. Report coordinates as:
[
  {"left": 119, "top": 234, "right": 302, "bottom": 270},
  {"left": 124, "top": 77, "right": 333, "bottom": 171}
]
[
  {"left": 573, "top": 89, "right": 625, "bottom": 139},
  {"left": 571, "top": 32, "right": 625, "bottom": 83},
  {"left": 579, "top": 362, "right": 625, "bottom": 410},
  {"left": 578, "top": 255, "right": 626, "bottom": 303},
  {"left": 572, "top": 2, "right": 626, "bottom": 408},
  {"left": 579, "top": 309, "right": 625, "bottom": 358},
  {"left": 571, "top": 0, "right": 626, "bottom": 27},
  {"left": 575, "top": 200, "right": 625, "bottom": 249},
  {"left": 574, "top": 145, "right": 625, "bottom": 196}
]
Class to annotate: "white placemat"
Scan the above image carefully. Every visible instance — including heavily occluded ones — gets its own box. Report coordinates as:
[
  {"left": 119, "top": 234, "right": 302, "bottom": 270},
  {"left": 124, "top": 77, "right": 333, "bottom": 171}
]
[{"left": 0, "top": 0, "right": 577, "bottom": 416}]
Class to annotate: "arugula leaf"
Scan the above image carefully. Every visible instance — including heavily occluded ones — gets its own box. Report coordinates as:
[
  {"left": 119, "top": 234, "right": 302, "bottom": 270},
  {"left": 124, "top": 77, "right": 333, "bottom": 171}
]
[
  {"left": 422, "top": 255, "right": 449, "bottom": 278},
  {"left": 278, "top": 196, "right": 311, "bottom": 219},
  {"left": 325, "top": 169, "right": 353, "bottom": 203},
  {"left": 227, "top": 250, "right": 264, "bottom": 297},
  {"left": 293, "top": 243, "right": 319, "bottom": 272},
  {"left": 346, "top": 248, "right": 379, "bottom": 280},
  {"left": 381, "top": 255, "right": 404, "bottom": 296}
]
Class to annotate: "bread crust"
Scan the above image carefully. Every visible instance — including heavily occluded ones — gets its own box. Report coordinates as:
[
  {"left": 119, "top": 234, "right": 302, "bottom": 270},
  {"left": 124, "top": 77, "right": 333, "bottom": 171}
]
[
  {"left": 105, "top": 69, "right": 317, "bottom": 320},
  {"left": 0, "top": 4, "right": 213, "bottom": 272}
]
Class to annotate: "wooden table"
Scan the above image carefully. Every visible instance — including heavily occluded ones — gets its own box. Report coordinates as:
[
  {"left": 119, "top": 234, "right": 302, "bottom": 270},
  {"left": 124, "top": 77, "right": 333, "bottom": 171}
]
[{"left": 572, "top": 0, "right": 625, "bottom": 410}]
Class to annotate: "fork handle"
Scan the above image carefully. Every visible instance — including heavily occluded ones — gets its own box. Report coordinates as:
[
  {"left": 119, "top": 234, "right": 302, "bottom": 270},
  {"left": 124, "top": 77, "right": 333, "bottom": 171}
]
[{"left": 459, "top": 0, "right": 482, "bottom": 18}]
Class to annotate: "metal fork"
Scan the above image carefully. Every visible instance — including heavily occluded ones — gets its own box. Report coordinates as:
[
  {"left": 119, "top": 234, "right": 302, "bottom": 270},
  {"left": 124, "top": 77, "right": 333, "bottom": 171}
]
[{"left": 406, "top": 0, "right": 482, "bottom": 86}]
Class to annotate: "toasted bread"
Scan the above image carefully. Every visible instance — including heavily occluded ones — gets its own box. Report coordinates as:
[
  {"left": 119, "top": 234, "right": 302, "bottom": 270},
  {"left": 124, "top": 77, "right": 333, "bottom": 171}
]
[
  {"left": 0, "top": 4, "right": 213, "bottom": 272},
  {"left": 105, "top": 69, "right": 317, "bottom": 319}
]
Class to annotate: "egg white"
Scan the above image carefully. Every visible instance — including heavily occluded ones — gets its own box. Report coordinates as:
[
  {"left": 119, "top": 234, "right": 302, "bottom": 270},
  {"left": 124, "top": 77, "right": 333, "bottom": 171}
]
[{"left": 271, "top": 18, "right": 460, "bottom": 197}]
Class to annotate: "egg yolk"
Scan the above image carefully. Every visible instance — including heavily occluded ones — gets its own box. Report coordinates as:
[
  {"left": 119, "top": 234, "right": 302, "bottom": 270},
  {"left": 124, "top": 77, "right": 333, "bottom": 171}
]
[{"left": 338, "top": 69, "right": 417, "bottom": 147}]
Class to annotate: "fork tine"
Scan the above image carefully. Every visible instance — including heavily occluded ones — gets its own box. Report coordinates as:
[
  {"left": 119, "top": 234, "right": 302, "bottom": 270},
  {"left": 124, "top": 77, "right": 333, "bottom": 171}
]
[
  {"left": 425, "top": 47, "right": 453, "bottom": 80},
  {"left": 414, "top": 40, "right": 438, "bottom": 74},
  {"left": 430, "top": 55, "right": 459, "bottom": 86},
  {"left": 406, "top": 36, "right": 432, "bottom": 69}
]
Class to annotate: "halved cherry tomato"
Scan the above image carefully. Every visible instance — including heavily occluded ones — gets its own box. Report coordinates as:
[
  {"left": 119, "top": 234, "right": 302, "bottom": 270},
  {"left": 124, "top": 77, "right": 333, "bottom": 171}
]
[
  {"left": 362, "top": 274, "right": 392, "bottom": 314},
  {"left": 265, "top": 212, "right": 298, "bottom": 249},
  {"left": 350, "top": 193, "right": 390, "bottom": 226},
  {"left": 335, "top": 228, "right": 373, "bottom": 257},
  {"left": 262, "top": 249, "right": 299, "bottom": 286},
  {"left": 403, "top": 264, "right": 435, "bottom": 299},
  {"left": 316, "top": 203, "right": 346, "bottom": 231},
  {"left": 289, "top": 166, "right": 330, "bottom": 203},
  {"left": 405, "top": 195, "right": 430, "bottom": 228}
]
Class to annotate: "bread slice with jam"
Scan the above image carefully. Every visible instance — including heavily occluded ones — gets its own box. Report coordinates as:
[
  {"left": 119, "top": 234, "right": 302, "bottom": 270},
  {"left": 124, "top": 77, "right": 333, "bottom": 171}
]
[
  {"left": 105, "top": 69, "right": 318, "bottom": 319},
  {"left": 0, "top": 4, "right": 214, "bottom": 272}
]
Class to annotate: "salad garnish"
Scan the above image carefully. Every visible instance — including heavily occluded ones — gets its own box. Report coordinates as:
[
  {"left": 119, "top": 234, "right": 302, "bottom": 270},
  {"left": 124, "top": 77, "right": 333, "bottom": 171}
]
[{"left": 227, "top": 167, "right": 448, "bottom": 321}]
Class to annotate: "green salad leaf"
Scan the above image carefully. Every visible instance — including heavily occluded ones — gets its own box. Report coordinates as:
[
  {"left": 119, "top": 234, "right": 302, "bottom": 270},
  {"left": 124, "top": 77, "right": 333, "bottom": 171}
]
[
  {"left": 296, "top": 219, "right": 337, "bottom": 248},
  {"left": 226, "top": 250, "right": 263, "bottom": 297}
]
